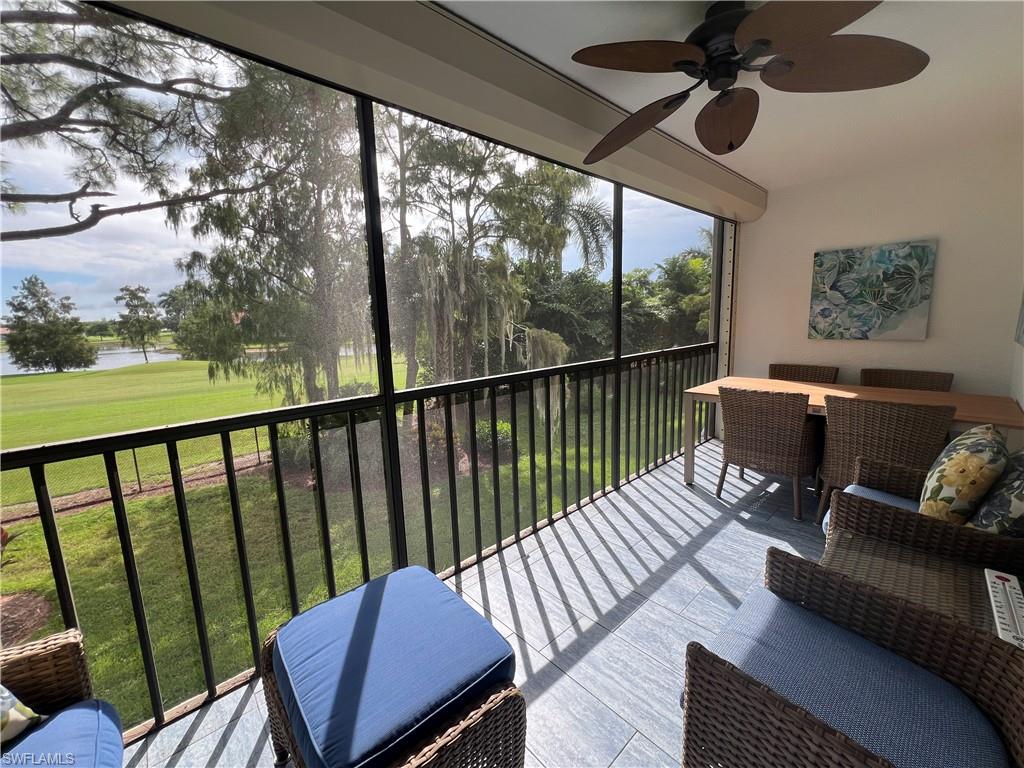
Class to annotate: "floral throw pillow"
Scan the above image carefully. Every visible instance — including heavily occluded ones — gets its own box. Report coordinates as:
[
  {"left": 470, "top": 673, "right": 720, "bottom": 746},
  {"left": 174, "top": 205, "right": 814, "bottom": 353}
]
[
  {"left": 919, "top": 424, "right": 1007, "bottom": 525},
  {"left": 968, "top": 449, "right": 1024, "bottom": 537},
  {"left": 0, "top": 684, "right": 41, "bottom": 743}
]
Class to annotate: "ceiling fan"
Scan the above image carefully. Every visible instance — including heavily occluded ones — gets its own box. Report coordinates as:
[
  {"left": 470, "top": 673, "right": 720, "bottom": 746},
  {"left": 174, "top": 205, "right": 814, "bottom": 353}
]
[{"left": 573, "top": 1, "right": 929, "bottom": 162}]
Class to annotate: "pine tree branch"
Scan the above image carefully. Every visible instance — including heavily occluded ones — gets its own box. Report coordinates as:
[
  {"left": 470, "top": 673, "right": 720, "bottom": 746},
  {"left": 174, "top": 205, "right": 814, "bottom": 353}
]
[{"left": 1, "top": 182, "right": 115, "bottom": 205}]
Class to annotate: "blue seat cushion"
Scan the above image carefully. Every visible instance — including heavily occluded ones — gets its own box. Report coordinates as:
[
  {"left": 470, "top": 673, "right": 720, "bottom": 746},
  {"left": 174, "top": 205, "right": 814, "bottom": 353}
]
[
  {"left": 273, "top": 566, "right": 515, "bottom": 768},
  {"left": 708, "top": 587, "right": 1009, "bottom": 768},
  {"left": 823, "top": 484, "right": 920, "bottom": 534},
  {"left": 2, "top": 699, "right": 122, "bottom": 767}
]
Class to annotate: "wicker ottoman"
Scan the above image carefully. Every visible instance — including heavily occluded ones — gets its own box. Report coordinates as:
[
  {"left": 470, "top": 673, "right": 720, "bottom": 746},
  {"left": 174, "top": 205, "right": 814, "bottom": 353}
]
[{"left": 261, "top": 566, "right": 526, "bottom": 768}]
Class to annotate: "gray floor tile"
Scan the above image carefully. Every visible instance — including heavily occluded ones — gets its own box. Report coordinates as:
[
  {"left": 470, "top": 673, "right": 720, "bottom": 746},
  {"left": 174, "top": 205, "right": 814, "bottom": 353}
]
[
  {"left": 140, "top": 681, "right": 262, "bottom": 764},
  {"left": 679, "top": 586, "right": 739, "bottom": 633},
  {"left": 155, "top": 707, "right": 272, "bottom": 768},
  {"left": 541, "top": 621, "right": 685, "bottom": 759},
  {"left": 511, "top": 634, "right": 635, "bottom": 768},
  {"left": 124, "top": 738, "right": 148, "bottom": 768},
  {"left": 516, "top": 548, "right": 647, "bottom": 630},
  {"left": 609, "top": 732, "right": 677, "bottom": 768},
  {"left": 458, "top": 566, "right": 584, "bottom": 650},
  {"left": 613, "top": 598, "right": 715, "bottom": 671}
]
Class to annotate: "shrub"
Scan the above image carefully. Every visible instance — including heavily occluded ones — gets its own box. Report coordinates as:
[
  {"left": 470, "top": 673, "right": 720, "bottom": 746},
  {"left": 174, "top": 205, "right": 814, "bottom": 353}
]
[{"left": 475, "top": 420, "right": 513, "bottom": 453}]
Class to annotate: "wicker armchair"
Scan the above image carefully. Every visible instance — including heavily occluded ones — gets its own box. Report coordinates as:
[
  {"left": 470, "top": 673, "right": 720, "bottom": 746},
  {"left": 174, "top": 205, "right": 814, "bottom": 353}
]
[
  {"left": 0, "top": 629, "right": 92, "bottom": 715},
  {"left": 815, "top": 396, "right": 954, "bottom": 523},
  {"left": 682, "top": 548, "right": 1024, "bottom": 768},
  {"left": 716, "top": 387, "right": 818, "bottom": 520},
  {"left": 820, "top": 457, "right": 1024, "bottom": 632},
  {"left": 261, "top": 627, "right": 527, "bottom": 768},
  {"left": 860, "top": 368, "right": 954, "bottom": 391},
  {"left": 768, "top": 363, "right": 840, "bottom": 384}
]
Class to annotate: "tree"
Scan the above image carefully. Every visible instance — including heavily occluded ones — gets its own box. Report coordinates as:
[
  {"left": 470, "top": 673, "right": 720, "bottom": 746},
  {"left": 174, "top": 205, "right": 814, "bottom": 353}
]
[
  {"left": 114, "top": 284, "right": 162, "bottom": 361},
  {"left": 85, "top": 319, "right": 113, "bottom": 338},
  {"left": 3, "top": 275, "right": 97, "bottom": 371},
  {"left": 1, "top": 1, "right": 287, "bottom": 242}
]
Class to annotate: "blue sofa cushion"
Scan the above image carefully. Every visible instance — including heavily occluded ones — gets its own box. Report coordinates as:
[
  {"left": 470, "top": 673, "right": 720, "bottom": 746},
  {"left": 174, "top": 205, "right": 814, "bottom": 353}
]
[
  {"left": 273, "top": 566, "right": 516, "bottom": 768},
  {"left": 708, "top": 587, "right": 1009, "bottom": 768},
  {"left": 2, "top": 699, "right": 122, "bottom": 767},
  {"left": 822, "top": 484, "right": 920, "bottom": 534}
]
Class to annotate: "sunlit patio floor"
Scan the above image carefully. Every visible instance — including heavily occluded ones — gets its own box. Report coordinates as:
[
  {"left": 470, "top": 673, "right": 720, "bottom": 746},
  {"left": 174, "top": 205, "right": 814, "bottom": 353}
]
[{"left": 126, "top": 440, "right": 826, "bottom": 768}]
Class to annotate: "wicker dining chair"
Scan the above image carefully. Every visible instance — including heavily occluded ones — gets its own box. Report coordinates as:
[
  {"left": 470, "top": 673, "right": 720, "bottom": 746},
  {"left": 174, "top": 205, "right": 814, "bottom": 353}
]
[
  {"left": 0, "top": 629, "right": 93, "bottom": 716},
  {"left": 860, "top": 368, "right": 954, "bottom": 391},
  {"left": 716, "top": 387, "right": 818, "bottom": 520},
  {"left": 815, "top": 396, "right": 955, "bottom": 523},
  {"left": 768, "top": 363, "right": 840, "bottom": 384}
]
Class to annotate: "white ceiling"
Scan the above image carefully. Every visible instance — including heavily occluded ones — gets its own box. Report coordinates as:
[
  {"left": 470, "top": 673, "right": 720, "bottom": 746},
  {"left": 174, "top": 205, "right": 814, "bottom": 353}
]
[{"left": 443, "top": 1, "right": 1024, "bottom": 191}]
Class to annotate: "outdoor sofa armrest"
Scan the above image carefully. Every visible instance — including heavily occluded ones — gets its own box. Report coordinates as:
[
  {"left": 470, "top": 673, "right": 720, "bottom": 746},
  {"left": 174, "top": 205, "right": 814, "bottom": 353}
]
[
  {"left": 851, "top": 456, "right": 928, "bottom": 499},
  {"left": 0, "top": 628, "right": 92, "bottom": 715},
  {"left": 764, "top": 548, "right": 1024, "bottom": 767},
  {"left": 827, "top": 489, "right": 1024, "bottom": 574}
]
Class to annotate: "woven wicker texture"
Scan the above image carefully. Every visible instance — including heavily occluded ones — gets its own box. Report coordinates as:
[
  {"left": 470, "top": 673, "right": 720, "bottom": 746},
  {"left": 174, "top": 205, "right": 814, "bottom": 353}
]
[
  {"left": 716, "top": 387, "right": 818, "bottom": 520},
  {"left": 260, "top": 628, "right": 527, "bottom": 768},
  {"left": 762, "top": 549, "right": 1024, "bottom": 768},
  {"left": 851, "top": 457, "right": 929, "bottom": 500},
  {"left": 0, "top": 629, "right": 92, "bottom": 715},
  {"left": 816, "top": 397, "right": 954, "bottom": 523},
  {"left": 860, "top": 369, "right": 954, "bottom": 392},
  {"left": 769, "top": 363, "right": 840, "bottom": 384}
]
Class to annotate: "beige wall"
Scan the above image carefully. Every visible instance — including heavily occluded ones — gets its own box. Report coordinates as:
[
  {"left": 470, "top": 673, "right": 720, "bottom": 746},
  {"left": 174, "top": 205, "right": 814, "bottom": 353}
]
[{"left": 733, "top": 140, "right": 1024, "bottom": 401}]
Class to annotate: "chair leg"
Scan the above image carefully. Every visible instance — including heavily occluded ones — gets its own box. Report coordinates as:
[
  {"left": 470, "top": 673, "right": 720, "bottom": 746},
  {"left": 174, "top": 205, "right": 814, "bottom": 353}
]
[
  {"left": 715, "top": 462, "right": 729, "bottom": 498},
  {"left": 738, "top": 467, "right": 745, "bottom": 481},
  {"left": 815, "top": 485, "right": 833, "bottom": 525},
  {"left": 791, "top": 476, "right": 802, "bottom": 521}
]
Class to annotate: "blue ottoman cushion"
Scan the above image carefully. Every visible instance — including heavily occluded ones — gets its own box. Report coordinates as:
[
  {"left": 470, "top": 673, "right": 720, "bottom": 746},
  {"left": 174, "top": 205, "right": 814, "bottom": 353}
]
[
  {"left": 273, "top": 566, "right": 515, "bottom": 768},
  {"left": 2, "top": 699, "right": 123, "bottom": 767},
  {"left": 823, "top": 484, "right": 920, "bottom": 534},
  {"left": 708, "top": 587, "right": 1009, "bottom": 768}
]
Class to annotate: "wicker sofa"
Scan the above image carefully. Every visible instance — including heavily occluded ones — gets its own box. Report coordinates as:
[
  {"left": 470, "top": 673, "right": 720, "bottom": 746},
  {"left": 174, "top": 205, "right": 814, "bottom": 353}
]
[
  {"left": 681, "top": 548, "right": 1024, "bottom": 768},
  {"left": 0, "top": 629, "right": 123, "bottom": 766}
]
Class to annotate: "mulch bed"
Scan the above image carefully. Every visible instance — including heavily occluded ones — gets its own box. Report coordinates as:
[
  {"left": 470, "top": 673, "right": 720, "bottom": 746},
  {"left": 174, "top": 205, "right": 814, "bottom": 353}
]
[{"left": 0, "top": 592, "right": 52, "bottom": 646}]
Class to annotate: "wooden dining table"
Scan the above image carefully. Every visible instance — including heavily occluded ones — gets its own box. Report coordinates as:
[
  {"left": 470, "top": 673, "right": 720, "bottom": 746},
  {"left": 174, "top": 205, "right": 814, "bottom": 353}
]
[{"left": 682, "top": 376, "right": 1024, "bottom": 484}]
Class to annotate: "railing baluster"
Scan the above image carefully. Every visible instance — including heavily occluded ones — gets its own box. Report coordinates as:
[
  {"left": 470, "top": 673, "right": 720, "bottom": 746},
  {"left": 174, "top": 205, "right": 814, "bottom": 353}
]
[
  {"left": 575, "top": 372, "right": 582, "bottom": 506},
  {"left": 624, "top": 365, "right": 631, "bottom": 481},
  {"left": 489, "top": 386, "right": 501, "bottom": 547},
  {"left": 666, "top": 356, "right": 676, "bottom": 458},
  {"left": 600, "top": 369, "right": 607, "bottom": 490},
  {"left": 346, "top": 413, "right": 371, "bottom": 583},
  {"left": 309, "top": 417, "right": 336, "bottom": 598},
  {"left": 645, "top": 359, "right": 653, "bottom": 473},
  {"left": 30, "top": 464, "right": 78, "bottom": 630},
  {"left": 635, "top": 364, "right": 643, "bottom": 477},
  {"left": 560, "top": 374, "right": 568, "bottom": 514},
  {"left": 468, "top": 390, "right": 483, "bottom": 558},
  {"left": 528, "top": 381, "right": 538, "bottom": 530},
  {"left": 220, "top": 433, "right": 261, "bottom": 670},
  {"left": 443, "top": 394, "right": 461, "bottom": 567},
  {"left": 103, "top": 451, "right": 164, "bottom": 725},
  {"left": 652, "top": 357, "right": 661, "bottom": 466},
  {"left": 509, "top": 385, "right": 521, "bottom": 539},
  {"left": 268, "top": 424, "right": 300, "bottom": 615},
  {"left": 416, "top": 399, "right": 436, "bottom": 572},
  {"left": 544, "top": 375, "right": 553, "bottom": 521},
  {"left": 166, "top": 442, "right": 217, "bottom": 699},
  {"left": 587, "top": 371, "right": 594, "bottom": 500}
]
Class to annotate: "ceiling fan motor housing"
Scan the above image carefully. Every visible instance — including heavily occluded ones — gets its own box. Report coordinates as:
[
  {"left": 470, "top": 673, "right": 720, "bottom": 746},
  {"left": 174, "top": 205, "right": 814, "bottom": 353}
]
[{"left": 685, "top": 1, "right": 752, "bottom": 90}]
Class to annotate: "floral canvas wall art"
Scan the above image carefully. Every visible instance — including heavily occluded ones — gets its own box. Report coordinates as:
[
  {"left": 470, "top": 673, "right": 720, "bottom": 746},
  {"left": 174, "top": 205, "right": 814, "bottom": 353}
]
[{"left": 808, "top": 239, "right": 936, "bottom": 340}]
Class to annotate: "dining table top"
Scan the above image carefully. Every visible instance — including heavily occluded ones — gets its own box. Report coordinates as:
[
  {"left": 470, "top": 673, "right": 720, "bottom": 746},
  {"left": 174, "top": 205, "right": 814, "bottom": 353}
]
[{"left": 684, "top": 376, "right": 1024, "bottom": 430}]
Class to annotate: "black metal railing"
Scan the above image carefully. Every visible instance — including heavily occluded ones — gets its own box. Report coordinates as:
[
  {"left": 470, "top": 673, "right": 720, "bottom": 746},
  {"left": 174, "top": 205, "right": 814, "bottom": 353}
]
[{"left": 0, "top": 341, "right": 717, "bottom": 738}]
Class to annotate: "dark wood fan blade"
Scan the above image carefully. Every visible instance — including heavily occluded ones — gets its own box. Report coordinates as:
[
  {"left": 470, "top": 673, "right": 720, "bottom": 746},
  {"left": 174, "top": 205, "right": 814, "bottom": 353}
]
[
  {"left": 572, "top": 41, "right": 705, "bottom": 73},
  {"left": 694, "top": 88, "right": 759, "bottom": 156},
  {"left": 761, "top": 35, "right": 929, "bottom": 92},
  {"left": 735, "top": 1, "right": 881, "bottom": 56},
  {"left": 584, "top": 93, "right": 689, "bottom": 164}
]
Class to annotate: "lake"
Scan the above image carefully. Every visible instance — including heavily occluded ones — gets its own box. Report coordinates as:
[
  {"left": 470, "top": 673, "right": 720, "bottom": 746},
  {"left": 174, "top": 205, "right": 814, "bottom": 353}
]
[{"left": 0, "top": 347, "right": 181, "bottom": 376}]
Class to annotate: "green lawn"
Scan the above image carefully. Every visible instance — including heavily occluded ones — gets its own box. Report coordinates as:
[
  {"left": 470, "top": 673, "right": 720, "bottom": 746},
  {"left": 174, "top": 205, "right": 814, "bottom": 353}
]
[
  {"left": 0, "top": 357, "right": 402, "bottom": 506},
  {"left": 0, "top": 363, "right": 694, "bottom": 728}
]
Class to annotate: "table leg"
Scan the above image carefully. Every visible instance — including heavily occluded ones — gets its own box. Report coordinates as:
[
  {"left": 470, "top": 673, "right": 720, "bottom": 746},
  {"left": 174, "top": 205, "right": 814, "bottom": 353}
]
[{"left": 684, "top": 393, "right": 696, "bottom": 484}]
